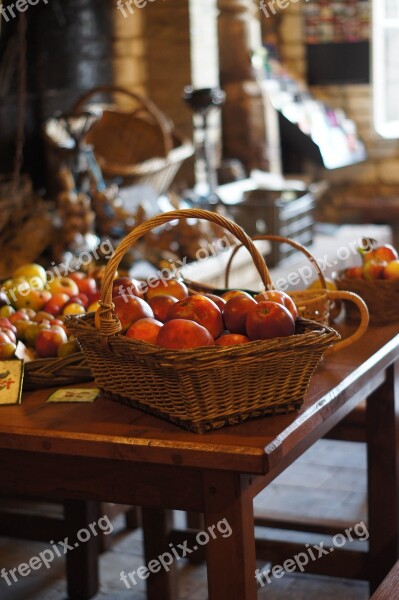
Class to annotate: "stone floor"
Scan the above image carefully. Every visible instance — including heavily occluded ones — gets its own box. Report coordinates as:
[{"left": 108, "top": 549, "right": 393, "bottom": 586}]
[{"left": 0, "top": 439, "right": 370, "bottom": 599}]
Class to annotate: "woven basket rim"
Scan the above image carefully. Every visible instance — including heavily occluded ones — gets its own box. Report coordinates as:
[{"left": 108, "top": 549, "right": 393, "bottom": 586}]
[
  {"left": 66, "top": 313, "right": 340, "bottom": 368},
  {"left": 336, "top": 271, "right": 399, "bottom": 286}
]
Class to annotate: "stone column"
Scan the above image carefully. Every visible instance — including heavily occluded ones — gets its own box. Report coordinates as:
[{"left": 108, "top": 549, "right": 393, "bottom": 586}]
[{"left": 217, "top": 0, "right": 269, "bottom": 171}]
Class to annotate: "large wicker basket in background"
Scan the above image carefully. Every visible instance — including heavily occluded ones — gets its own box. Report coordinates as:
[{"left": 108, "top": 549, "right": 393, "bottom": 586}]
[
  {"left": 71, "top": 86, "right": 194, "bottom": 193},
  {"left": 67, "top": 209, "right": 339, "bottom": 433},
  {"left": 335, "top": 272, "right": 399, "bottom": 324}
]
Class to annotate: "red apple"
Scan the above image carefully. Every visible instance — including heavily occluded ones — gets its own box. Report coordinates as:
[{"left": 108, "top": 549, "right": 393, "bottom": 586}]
[
  {"left": 215, "top": 333, "right": 251, "bottom": 346},
  {"left": 43, "top": 293, "right": 70, "bottom": 316},
  {"left": 126, "top": 317, "right": 163, "bottom": 344},
  {"left": 220, "top": 289, "right": 252, "bottom": 303},
  {"left": 222, "top": 294, "right": 257, "bottom": 334},
  {"left": 254, "top": 290, "right": 298, "bottom": 320},
  {"left": 145, "top": 278, "right": 188, "bottom": 301},
  {"left": 112, "top": 277, "right": 144, "bottom": 300},
  {"left": 8, "top": 310, "right": 30, "bottom": 324},
  {"left": 35, "top": 327, "right": 68, "bottom": 358},
  {"left": 204, "top": 293, "right": 227, "bottom": 312},
  {"left": 383, "top": 259, "right": 399, "bottom": 280},
  {"left": 246, "top": 301, "right": 295, "bottom": 340},
  {"left": 363, "top": 244, "right": 398, "bottom": 263},
  {"left": 24, "top": 322, "right": 51, "bottom": 347},
  {"left": 156, "top": 319, "right": 214, "bottom": 349},
  {"left": 166, "top": 294, "right": 223, "bottom": 339},
  {"left": 363, "top": 260, "right": 387, "bottom": 280},
  {"left": 147, "top": 295, "right": 178, "bottom": 323},
  {"left": 343, "top": 266, "right": 364, "bottom": 279},
  {"left": 65, "top": 293, "right": 89, "bottom": 309},
  {"left": 69, "top": 272, "right": 98, "bottom": 296},
  {"left": 86, "top": 290, "right": 101, "bottom": 305},
  {"left": 109, "top": 294, "right": 154, "bottom": 332}
]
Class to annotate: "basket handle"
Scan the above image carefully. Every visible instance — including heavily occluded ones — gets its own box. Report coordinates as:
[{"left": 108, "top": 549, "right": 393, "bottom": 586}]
[
  {"left": 71, "top": 85, "right": 174, "bottom": 155},
  {"left": 324, "top": 290, "right": 369, "bottom": 354},
  {"left": 98, "top": 209, "right": 274, "bottom": 336},
  {"left": 224, "top": 234, "right": 327, "bottom": 290}
]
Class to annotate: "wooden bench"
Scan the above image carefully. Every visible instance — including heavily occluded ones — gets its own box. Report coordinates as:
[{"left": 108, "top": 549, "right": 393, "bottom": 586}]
[{"left": 371, "top": 560, "right": 399, "bottom": 599}]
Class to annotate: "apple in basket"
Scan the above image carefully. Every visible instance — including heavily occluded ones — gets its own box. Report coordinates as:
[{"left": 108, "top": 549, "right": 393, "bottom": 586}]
[
  {"left": 220, "top": 289, "right": 252, "bottom": 303},
  {"left": 145, "top": 278, "right": 189, "bottom": 302},
  {"left": 383, "top": 259, "right": 399, "bottom": 280},
  {"left": 98, "top": 294, "right": 154, "bottom": 333},
  {"left": 222, "top": 294, "right": 257, "bottom": 335},
  {"left": 147, "top": 295, "right": 178, "bottom": 323},
  {"left": 126, "top": 318, "right": 163, "bottom": 344},
  {"left": 246, "top": 301, "right": 296, "bottom": 341},
  {"left": 112, "top": 277, "right": 144, "bottom": 300},
  {"left": 166, "top": 294, "right": 223, "bottom": 339},
  {"left": 204, "top": 293, "right": 226, "bottom": 312},
  {"left": 254, "top": 290, "right": 298, "bottom": 320},
  {"left": 156, "top": 319, "right": 214, "bottom": 349},
  {"left": 362, "top": 243, "right": 398, "bottom": 264},
  {"left": 215, "top": 333, "right": 251, "bottom": 346}
]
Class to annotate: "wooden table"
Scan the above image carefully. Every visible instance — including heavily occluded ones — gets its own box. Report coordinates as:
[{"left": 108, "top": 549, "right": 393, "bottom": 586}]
[{"left": 0, "top": 323, "right": 398, "bottom": 599}]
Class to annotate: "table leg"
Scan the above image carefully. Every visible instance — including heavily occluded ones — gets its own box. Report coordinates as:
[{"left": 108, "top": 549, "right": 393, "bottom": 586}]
[
  {"left": 64, "top": 500, "right": 100, "bottom": 600},
  {"left": 203, "top": 471, "right": 257, "bottom": 600},
  {"left": 142, "top": 507, "right": 177, "bottom": 600},
  {"left": 366, "top": 362, "right": 399, "bottom": 594}
]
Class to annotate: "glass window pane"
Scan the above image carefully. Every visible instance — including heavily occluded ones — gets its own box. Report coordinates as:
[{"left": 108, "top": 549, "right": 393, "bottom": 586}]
[
  {"left": 385, "top": 29, "right": 399, "bottom": 121},
  {"left": 385, "top": 0, "right": 399, "bottom": 18}
]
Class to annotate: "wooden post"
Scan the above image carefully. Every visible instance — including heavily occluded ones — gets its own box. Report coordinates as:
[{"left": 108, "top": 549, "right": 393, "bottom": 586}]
[{"left": 217, "top": 0, "right": 269, "bottom": 172}]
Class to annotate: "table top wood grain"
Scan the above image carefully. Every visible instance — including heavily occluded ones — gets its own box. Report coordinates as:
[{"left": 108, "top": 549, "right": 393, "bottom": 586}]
[{"left": 0, "top": 323, "right": 398, "bottom": 477}]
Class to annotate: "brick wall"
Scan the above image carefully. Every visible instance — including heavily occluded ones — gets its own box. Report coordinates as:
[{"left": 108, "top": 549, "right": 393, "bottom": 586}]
[{"left": 261, "top": 3, "right": 399, "bottom": 221}]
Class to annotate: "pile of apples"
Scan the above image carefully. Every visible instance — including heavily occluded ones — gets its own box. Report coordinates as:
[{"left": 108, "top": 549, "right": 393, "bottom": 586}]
[
  {"left": 104, "top": 276, "right": 299, "bottom": 350},
  {"left": 0, "top": 263, "right": 101, "bottom": 359},
  {"left": 342, "top": 242, "right": 399, "bottom": 280}
]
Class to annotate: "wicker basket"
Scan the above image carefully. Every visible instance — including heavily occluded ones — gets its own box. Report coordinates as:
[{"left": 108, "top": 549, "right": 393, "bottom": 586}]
[
  {"left": 335, "top": 272, "right": 399, "bottom": 324},
  {"left": 66, "top": 209, "right": 340, "bottom": 434},
  {"left": 23, "top": 352, "right": 93, "bottom": 391},
  {"left": 222, "top": 234, "right": 369, "bottom": 353},
  {"left": 71, "top": 86, "right": 194, "bottom": 193}
]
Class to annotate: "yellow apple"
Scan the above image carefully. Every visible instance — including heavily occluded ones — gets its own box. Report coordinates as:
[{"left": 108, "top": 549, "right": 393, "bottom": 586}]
[
  {"left": 13, "top": 263, "right": 47, "bottom": 286},
  {"left": 47, "top": 277, "right": 79, "bottom": 298}
]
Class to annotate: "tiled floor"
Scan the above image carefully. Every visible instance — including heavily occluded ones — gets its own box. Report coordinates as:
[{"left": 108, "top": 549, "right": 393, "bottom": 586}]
[{"left": 0, "top": 439, "right": 370, "bottom": 599}]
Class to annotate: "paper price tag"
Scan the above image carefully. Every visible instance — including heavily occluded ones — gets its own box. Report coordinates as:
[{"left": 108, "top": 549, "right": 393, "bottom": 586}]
[
  {"left": 0, "top": 360, "right": 24, "bottom": 406},
  {"left": 47, "top": 389, "right": 100, "bottom": 403}
]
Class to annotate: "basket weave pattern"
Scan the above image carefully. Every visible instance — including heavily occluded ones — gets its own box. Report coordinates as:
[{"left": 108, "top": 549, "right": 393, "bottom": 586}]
[
  {"left": 336, "top": 274, "right": 399, "bottom": 324},
  {"left": 67, "top": 209, "right": 340, "bottom": 434},
  {"left": 23, "top": 353, "right": 93, "bottom": 391},
  {"left": 72, "top": 86, "right": 193, "bottom": 193}
]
